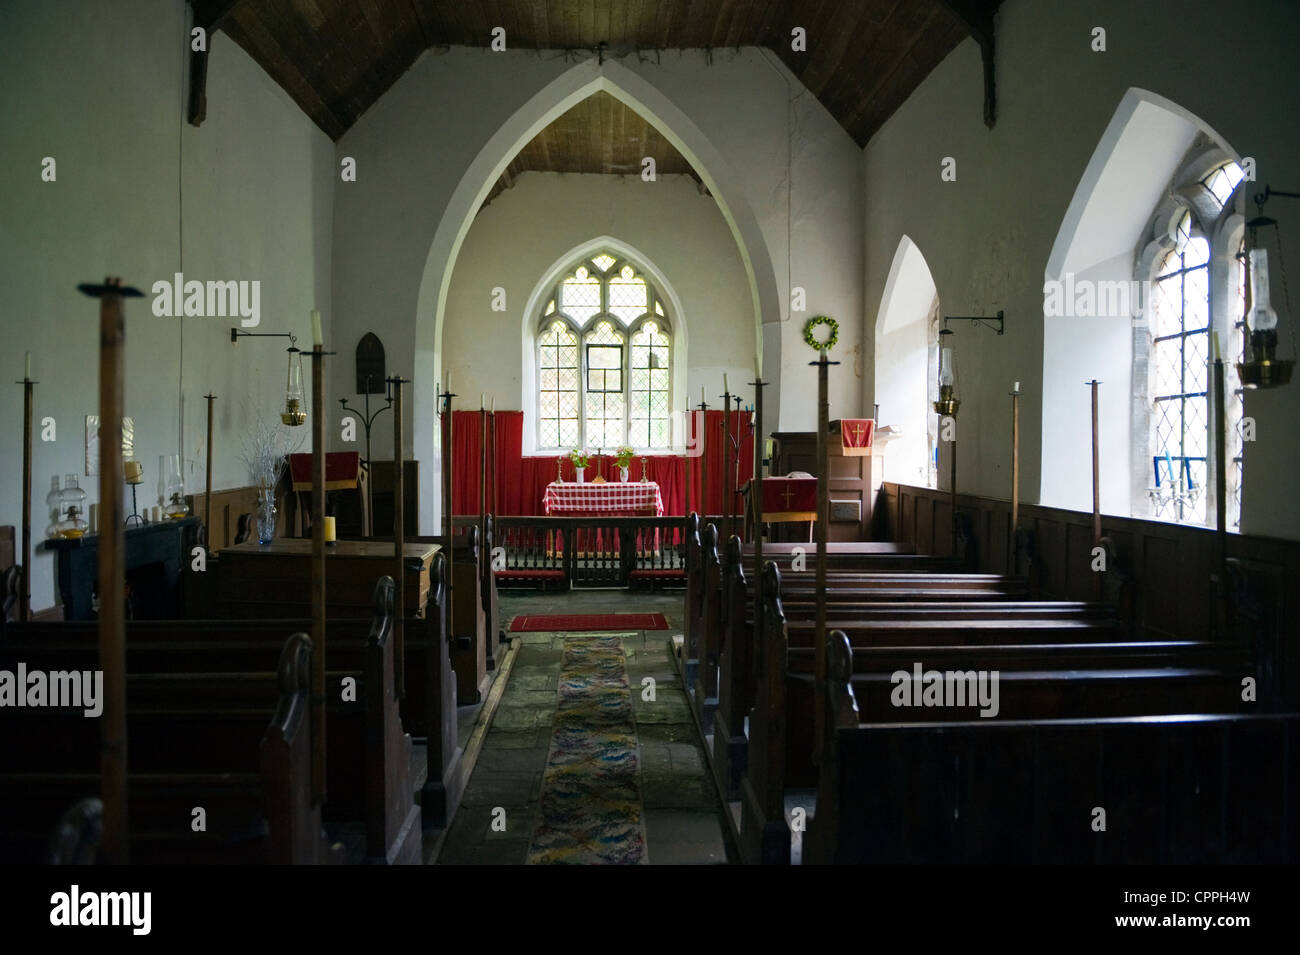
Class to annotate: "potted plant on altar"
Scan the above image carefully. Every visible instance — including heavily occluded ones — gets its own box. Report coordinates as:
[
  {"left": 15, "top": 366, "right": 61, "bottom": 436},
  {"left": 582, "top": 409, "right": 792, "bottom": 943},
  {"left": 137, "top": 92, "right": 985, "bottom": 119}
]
[
  {"left": 569, "top": 448, "right": 590, "bottom": 484},
  {"left": 614, "top": 446, "right": 635, "bottom": 482}
]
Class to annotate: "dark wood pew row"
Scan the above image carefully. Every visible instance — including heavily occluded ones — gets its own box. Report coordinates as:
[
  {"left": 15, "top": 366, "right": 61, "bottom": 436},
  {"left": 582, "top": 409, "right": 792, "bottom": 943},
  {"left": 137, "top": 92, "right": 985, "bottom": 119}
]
[
  {"left": 689, "top": 522, "right": 976, "bottom": 729},
  {"left": 1, "top": 578, "right": 424, "bottom": 864},
  {"left": 706, "top": 536, "right": 1032, "bottom": 797},
  {"left": 0, "top": 632, "right": 342, "bottom": 864},
  {"left": 736, "top": 561, "right": 1264, "bottom": 864},
  {"left": 806, "top": 631, "right": 1300, "bottom": 864},
  {"left": 203, "top": 546, "right": 464, "bottom": 828}
]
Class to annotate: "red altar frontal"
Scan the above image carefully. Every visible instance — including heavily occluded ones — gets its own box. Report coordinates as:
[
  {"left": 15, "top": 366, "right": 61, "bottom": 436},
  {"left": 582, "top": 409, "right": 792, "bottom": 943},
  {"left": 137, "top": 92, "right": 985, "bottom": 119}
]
[{"left": 543, "top": 481, "right": 664, "bottom": 517}]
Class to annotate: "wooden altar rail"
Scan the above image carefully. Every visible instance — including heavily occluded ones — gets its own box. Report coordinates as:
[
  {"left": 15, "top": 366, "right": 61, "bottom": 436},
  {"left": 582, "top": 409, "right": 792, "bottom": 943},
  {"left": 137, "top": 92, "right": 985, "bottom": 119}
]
[
  {"left": 879, "top": 482, "right": 1300, "bottom": 708},
  {"left": 450, "top": 515, "right": 699, "bottom": 589}
]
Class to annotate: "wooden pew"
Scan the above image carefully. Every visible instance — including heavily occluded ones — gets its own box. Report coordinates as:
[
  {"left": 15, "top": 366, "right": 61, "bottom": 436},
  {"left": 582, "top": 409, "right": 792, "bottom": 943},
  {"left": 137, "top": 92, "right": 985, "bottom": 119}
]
[
  {"left": 1, "top": 578, "right": 423, "bottom": 864},
  {"left": 0, "top": 632, "right": 342, "bottom": 864},
  {"left": 738, "top": 561, "right": 1261, "bottom": 863},
  {"left": 696, "top": 522, "right": 972, "bottom": 732},
  {"left": 708, "top": 539, "right": 1028, "bottom": 800},
  {"left": 807, "top": 631, "right": 1300, "bottom": 864},
  {"left": 451, "top": 525, "right": 490, "bottom": 704},
  {"left": 482, "top": 515, "right": 504, "bottom": 672}
]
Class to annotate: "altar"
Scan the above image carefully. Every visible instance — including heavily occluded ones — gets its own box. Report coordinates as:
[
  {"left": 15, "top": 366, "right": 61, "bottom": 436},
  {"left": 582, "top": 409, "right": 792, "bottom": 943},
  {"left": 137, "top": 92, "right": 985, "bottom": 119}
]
[{"left": 542, "top": 480, "right": 664, "bottom": 517}]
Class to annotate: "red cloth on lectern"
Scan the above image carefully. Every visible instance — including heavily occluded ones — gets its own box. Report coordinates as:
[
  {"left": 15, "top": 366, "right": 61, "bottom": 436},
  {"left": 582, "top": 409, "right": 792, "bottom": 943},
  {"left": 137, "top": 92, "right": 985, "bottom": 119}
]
[
  {"left": 837, "top": 418, "right": 874, "bottom": 452},
  {"left": 761, "top": 476, "right": 817, "bottom": 512},
  {"left": 288, "top": 451, "right": 360, "bottom": 490}
]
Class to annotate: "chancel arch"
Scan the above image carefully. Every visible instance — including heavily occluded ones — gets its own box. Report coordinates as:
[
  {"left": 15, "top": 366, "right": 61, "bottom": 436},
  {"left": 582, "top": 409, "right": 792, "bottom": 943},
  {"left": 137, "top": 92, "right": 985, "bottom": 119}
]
[{"left": 413, "top": 58, "right": 782, "bottom": 531}]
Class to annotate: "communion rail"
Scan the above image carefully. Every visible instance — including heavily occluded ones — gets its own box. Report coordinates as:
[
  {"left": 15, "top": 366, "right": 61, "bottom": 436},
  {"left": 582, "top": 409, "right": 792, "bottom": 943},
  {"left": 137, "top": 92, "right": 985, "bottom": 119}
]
[{"left": 453, "top": 515, "right": 710, "bottom": 588}]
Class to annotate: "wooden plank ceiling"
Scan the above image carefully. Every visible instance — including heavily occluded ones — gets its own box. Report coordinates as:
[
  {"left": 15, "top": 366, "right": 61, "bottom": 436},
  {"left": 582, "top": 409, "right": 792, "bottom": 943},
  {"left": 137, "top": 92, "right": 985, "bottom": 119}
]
[
  {"left": 481, "top": 91, "right": 700, "bottom": 207},
  {"left": 210, "top": 1, "right": 999, "bottom": 183}
]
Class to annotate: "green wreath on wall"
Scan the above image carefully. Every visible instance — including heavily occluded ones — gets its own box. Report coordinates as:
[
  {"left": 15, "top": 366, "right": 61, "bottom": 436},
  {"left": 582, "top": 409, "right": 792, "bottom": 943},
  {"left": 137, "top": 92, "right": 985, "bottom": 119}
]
[{"left": 803, "top": 315, "right": 839, "bottom": 351}]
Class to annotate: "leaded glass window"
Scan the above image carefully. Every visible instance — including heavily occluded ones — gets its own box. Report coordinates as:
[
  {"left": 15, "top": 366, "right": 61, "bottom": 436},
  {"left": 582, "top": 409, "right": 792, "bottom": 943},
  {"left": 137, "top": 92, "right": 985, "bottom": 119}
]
[
  {"left": 536, "top": 253, "right": 674, "bottom": 451},
  {"left": 629, "top": 320, "right": 671, "bottom": 448},
  {"left": 538, "top": 320, "right": 580, "bottom": 449},
  {"left": 1150, "top": 213, "right": 1210, "bottom": 524}
]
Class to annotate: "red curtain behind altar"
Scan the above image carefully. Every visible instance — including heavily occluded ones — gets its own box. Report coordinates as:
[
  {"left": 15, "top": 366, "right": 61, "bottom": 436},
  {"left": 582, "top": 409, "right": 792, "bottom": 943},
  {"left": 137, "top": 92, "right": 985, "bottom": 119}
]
[{"left": 450, "top": 409, "right": 753, "bottom": 518}]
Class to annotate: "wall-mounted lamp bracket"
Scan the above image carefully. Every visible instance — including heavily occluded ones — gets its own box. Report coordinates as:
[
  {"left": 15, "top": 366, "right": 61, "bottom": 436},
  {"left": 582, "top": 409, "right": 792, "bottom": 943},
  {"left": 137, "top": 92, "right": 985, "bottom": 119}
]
[{"left": 944, "top": 310, "right": 1005, "bottom": 335}]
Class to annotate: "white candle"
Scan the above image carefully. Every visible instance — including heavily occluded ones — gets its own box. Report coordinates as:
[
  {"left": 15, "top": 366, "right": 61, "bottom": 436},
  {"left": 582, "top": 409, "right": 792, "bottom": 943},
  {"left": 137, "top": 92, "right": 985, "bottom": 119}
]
[
  {"left": 25, "top": 351, "right": 31, "bottom": 379},
  {"left": 310, "top": 309, "right": 323, "bottom": 347},
  {"left": 1211, "top": 332, "right": 1221, "bottom": 361},
  {"left": 491, "top": 397, "right": 495, "bottom": 414},
  {"left": 323, "top": 515, "right": 336, "bottom": 543},
  {"left": 724, "top": 373, "right": 729, "bottom": 393},
  {"left": 1014, "top": 380, "right": 1020, "bottom": 392}
]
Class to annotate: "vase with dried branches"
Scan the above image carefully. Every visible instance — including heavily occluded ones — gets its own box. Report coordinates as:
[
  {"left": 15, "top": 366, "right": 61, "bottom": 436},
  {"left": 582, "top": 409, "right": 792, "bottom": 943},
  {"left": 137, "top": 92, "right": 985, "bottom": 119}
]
[{"left": 238, "top": 400, "right": 306, "bottom": 544}]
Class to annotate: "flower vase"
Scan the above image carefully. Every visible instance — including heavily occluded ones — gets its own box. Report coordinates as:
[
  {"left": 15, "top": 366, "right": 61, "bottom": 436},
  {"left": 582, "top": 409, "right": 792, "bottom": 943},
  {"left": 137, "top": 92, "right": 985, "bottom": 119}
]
[
  {"left": 619, "top": 466, "right": 629, "bottom": 482},
  {"left": 576, "top": 468, "right": 586, "bottom": 484},
  {"left": 257, "top": 489, "right": 277, "bottom": 545}
]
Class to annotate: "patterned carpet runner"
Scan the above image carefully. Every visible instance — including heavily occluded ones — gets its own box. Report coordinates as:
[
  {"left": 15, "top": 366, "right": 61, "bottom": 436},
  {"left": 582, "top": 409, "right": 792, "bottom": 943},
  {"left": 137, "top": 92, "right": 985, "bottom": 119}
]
[
  {"left": 527, "top": 635, "right": 646, "bottom": 864},
  {"left": 511, "top": 613, "right": 669, "bottom": 632}
]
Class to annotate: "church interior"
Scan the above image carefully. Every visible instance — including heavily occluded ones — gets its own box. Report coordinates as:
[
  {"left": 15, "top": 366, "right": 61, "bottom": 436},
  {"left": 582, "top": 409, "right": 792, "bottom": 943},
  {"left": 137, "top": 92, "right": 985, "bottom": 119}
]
[{"left": 2, "top": 0, "right": 1298, "bottom": 882}]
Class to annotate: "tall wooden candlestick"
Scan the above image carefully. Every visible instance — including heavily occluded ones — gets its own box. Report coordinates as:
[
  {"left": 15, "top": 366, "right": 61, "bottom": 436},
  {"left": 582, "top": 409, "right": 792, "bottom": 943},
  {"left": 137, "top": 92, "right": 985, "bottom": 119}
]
[
  {"left": 683, "top": 412, "right": 692, "bottom": 517},
  {"left": 1009, "top": 384, "right": 1020, "bottom": 573},
  {"left": 79, "top": 277, "right": 143, "bottom": 864},
  {"left": 390, "top": 375, "right": 409, "bottom": 698},
  {"left": 812, "top": 349, "right": 838, "bottom": 762},
  {"left": 441, "top": 383, "right": 456, "bottom": 649},
  {"left": 750, "top": 374, "right": 767, "bottom": 656},
  {"left": 479, "top": 400, "right": 493, "bottom": 671},
  {"left": 1088, "top": 380, "right": 1101, "bottom": 544},
  {"left": 697, "top": 398, "right": 709, "bottom": 521},
  {"left": 311, "top": 345, "right": 327, "bottom": 804},
  {"left": 19, "top": 373, "right": 34, "bottom": 621},
  {"left": 204, "top": 393, "right": 216, "bottom": 546},
  {"left": 721, "top": 387, "right": 732, "bottom": 540},
  {"left": 1213, "top": 358, "right": 1228, "bottom": 587}
]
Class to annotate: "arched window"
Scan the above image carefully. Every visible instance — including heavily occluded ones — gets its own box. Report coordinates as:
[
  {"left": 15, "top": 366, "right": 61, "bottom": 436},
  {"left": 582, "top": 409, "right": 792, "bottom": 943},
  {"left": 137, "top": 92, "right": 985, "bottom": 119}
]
[
  {"left": 1137, "top": 155, "right": 1244, "bottom": 527},
  {"left": 535, "top": 254, "right": 673, "bottom": 451}
]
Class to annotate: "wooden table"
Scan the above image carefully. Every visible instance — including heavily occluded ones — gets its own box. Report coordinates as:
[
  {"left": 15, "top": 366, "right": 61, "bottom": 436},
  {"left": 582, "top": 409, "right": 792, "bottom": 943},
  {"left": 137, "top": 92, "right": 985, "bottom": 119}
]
[{"left": 215, "top": 538, "right": 439, "bottom": 618}]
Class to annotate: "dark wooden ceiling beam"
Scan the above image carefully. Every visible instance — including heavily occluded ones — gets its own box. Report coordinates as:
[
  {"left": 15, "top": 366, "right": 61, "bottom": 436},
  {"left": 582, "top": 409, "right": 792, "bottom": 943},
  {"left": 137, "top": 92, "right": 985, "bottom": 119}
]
[
  {"left": 211, "top": 0, "right": 998, "bottom": 146},
  {"left": 937, "top": 0, "right": 997, "bottom": 127},
  {"left": 186, "top": 0, "right": 244, "bottom": 127}
]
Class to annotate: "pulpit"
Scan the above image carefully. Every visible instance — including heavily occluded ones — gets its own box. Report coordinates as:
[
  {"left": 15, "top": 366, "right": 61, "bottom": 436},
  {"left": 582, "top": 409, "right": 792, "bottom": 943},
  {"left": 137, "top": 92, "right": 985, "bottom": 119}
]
[{"left": 769, "top": 421, "right": 884, "bottom": 541}]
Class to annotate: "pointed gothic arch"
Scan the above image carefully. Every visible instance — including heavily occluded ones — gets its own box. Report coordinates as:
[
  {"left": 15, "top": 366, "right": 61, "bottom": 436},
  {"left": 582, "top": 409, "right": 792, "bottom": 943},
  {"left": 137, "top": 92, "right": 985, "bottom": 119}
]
[{"left": 411, "top": 59, "right": 782, "bottom": 529}]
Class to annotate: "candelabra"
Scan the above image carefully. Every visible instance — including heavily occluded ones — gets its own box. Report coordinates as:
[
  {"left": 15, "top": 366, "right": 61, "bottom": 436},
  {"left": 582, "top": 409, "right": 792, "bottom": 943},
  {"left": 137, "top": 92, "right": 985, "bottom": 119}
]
[{"left": 339, "top": 374, "right": 394, "bottom": 527}]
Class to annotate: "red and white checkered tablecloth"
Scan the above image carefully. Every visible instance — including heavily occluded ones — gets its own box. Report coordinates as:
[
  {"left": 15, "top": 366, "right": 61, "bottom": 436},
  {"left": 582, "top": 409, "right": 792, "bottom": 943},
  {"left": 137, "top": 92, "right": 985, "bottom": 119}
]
[{"left": 543, "top": 481, "right": 663, "bottom": 516}]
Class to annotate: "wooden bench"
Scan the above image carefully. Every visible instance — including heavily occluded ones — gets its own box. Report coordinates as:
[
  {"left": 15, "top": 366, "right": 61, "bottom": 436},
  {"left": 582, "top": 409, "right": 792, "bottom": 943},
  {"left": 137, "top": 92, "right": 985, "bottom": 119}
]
[
  {"left": 692, "top": 527, "right": 965, "bottom": 722},
  {"left": 706, "top": 535, "right": 1029, "bottom": 797},
  {"left": 0, "top": 632, "right": 342, "bottom": 864},
  {"left": 807, "top": 631, "right": 1299, "bottom": 864},
  {"left": 203, "top": 548, "right": 463, "bottom": 827},
  {"left": 1, "top": 577, "right": 423, "bottom": 864},
  {"left": 736, "top": 561, "right": 1262, "bottom": 863}
]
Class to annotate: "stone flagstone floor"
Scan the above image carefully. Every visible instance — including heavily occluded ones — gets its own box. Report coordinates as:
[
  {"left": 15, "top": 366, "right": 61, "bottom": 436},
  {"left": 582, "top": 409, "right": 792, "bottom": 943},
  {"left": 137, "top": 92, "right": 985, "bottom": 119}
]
[{"left": 435, "top": 590, "right": 733, "bottom": 865}]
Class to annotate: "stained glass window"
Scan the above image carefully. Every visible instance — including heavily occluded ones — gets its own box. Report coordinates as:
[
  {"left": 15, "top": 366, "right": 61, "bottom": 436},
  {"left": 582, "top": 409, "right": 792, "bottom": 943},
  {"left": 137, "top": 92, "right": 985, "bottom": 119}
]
[{"left": 538, "top": 254, "right": 674, "bottom": 451}]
